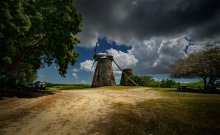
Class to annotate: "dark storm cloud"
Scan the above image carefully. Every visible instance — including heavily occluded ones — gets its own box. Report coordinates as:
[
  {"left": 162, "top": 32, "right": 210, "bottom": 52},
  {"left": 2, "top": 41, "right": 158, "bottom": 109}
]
[
  {"left": 73, "top": 0, "right": 220, "bottom": 46},
  {"left": 74, "top": 0, "right": 220, "bottom": 74}
]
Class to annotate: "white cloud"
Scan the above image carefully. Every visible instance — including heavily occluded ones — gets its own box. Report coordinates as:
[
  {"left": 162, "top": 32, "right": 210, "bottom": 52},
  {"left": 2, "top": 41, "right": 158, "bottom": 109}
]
[
  {"left": 152, "top": 37, "right": 188, "bottom": 72},
  {"left": 107, "top": 48, "right": 138, "bottom": 71},
  {"left": 97, "top": 52, "right": 107, "bottom": 55},
  {"left": 72, "top": 68, "right": 79, "bottom": 72},
  {"left": 114, "top": 71, "right": 122, "bottom": 75},
  {"left": 80, "top": 60, "right": 94, "bottom": 72},
  {"left": 72, "top": 73, "right": 78, "bottom": 78},
  {"left": 114, "top": 71, "right": 122, "bottom": 83},
  {"left": 187, "top": 44, "right": 204, "bottom": 54},
  {"left": 81, "top": 80, "right": 87, "bottom": 84},
  {"left": 126, "top": 36, "right": 192, "bottom": 74},
  {"left": 131, "top": 36, "right": 220, "bottom": 74},
  {"left": 186, "top": 40, "right": 220, "bottom": 54},
  {"left": 128, "top": 38, "right": 160, "bottom": 73}
]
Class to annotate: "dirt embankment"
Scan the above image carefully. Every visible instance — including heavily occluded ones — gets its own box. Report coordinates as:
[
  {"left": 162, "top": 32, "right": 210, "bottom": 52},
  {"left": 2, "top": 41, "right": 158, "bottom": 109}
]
[{"left": 0, "top": 88, "right": 162, "bottom": 135}]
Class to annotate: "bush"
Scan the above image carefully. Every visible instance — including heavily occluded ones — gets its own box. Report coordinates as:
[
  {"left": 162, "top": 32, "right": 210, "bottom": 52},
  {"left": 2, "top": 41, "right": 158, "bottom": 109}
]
[{"left": 160, "top": 79, "right": 177, "bottom": 88}]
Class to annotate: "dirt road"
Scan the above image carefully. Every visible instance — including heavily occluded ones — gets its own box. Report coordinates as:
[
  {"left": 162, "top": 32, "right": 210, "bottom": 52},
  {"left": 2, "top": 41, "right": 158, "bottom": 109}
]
[{"left": 0, "top": 87, "right": 162, "bottom": 135}]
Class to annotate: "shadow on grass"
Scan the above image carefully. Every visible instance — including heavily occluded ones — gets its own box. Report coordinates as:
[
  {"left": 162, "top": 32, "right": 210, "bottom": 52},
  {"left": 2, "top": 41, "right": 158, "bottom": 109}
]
[
  {"left": 174, "top": 89, "right": 220, "bottom": 94},
  {"left": 150, "top": 87, "right": 220, "bottom": 95},
  {"left": 0, "top": 87, "right": 54, "bottom": 98},
  {"left": 89, "top": 98, "right": 220, "bottom": 135}
]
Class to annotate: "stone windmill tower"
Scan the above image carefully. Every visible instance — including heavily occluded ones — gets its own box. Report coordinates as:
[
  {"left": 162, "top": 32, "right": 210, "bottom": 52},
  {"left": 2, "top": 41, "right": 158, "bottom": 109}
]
[
  {"left": 120, "top": 68, "right": 134, "bottom": 86},
  {"left": 91, "top": 43, "right": 116, "bottom": 87}
]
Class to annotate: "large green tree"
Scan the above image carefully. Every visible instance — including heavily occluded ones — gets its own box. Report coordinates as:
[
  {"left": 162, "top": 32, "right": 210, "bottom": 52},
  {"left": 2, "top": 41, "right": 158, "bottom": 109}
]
[
  {"left": 170, "top": 46, "right": 220, "bottom": 89},
  {"left": 0, "top": 0, "right": 82, "bottom": 84}
]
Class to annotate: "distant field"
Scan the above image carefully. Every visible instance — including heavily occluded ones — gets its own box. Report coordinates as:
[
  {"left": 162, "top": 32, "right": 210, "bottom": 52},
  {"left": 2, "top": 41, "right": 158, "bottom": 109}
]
[
  {"left": 47, "top": 84, "right": 91, "bottom": 90},
  {"left": 47, "top": 81, "right": 217, "bottom": 91},
  {"left": 47, "top": 84, "right": 141, "bottom": 91},
  {"left": 181, "top": 81, "right": 204, "bottom": 87}
]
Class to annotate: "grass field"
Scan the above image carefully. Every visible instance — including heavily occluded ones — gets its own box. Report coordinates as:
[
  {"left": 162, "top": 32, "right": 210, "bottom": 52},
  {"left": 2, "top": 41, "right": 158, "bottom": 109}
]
[
  {"left": 181, "top": 81, "right": 204, "bottom": 87},
  {"left": 1, "top": 86, "right": 220, "bottom": 134},
  {"left": 47, "top": 84, "right": 140, "bottom": 91},
  {"left": 21, "top": 84, "right": 220, "bottom": 134},
  {"left": 94, "top": 87, "right": 220, "bottom": 135},
  {"left": 47, "top": 84, "right": 91, "bottom": 90}
]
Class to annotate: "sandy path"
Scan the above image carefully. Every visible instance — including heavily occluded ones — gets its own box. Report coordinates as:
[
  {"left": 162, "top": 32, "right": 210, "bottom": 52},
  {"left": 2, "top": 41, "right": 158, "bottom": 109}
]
[{"left": 0, "top": 88, "right": 162, "bottom": 135}]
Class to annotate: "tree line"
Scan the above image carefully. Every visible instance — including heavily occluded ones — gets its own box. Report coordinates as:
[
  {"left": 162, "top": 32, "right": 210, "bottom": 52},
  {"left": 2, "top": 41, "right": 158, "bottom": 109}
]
[{"left": 125, "top": 75, "right": 178, "bottom": 88}]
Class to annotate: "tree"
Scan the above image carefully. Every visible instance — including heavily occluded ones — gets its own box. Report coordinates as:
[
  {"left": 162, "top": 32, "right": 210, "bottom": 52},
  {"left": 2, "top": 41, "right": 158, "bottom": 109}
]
[
  {"left": 17, "top": 63, "right": 38, "bottom": 84},
  {"left": 160, "top": 79, "right": 177, "bottom": 88},
  {"left": 0, "top": 0, "right": 82, "bottom": 84},
  {"left": 170, "top": 46, "right": 220, "bottom": 89}
]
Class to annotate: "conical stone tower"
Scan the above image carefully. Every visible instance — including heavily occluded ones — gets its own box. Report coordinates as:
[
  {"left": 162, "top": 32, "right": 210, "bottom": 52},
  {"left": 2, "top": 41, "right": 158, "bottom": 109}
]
[
  {"left": 120, "top": 68, "right": 134, "bottom": 86},
  {"left": 92, "top": 58, "right": 116, "bottom": 87}
]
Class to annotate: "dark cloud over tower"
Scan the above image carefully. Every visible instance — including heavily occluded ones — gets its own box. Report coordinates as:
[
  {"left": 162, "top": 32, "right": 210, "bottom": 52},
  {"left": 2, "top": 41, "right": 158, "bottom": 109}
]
[{"left": 73, "top": 0, "right": 220, "bottom": 46}]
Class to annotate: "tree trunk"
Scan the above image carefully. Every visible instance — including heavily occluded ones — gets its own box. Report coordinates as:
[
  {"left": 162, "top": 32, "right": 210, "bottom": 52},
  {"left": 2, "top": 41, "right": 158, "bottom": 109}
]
[
  {"left": 9, "top": 50, "right": 26, "bottom": 81},
  {"left": 7, "top": 35, "right": 47, "bottom": 85}
]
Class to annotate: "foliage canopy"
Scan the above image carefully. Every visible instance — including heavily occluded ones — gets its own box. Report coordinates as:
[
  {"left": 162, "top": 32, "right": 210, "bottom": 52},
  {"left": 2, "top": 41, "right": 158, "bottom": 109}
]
[{"left": 0, "top": 0, "right": 82, "bottom": 84}]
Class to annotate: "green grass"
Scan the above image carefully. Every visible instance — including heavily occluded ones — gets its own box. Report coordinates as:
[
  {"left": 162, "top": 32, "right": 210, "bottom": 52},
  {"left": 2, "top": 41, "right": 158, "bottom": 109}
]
[
  {"left": 48, "top": 85, "right": 139, "bottom": 91},
  {"left": 47, "top": 84, "right": 91, "bottom": 90},
  {"left": 181, "top": 81, "right": 204, "bottom": 87},
  {"left": 93, "top": 87, "right": 220, "bottom": 135},
  {"left": 95, "top": 86, "right": 140, "bottom": 90},
  {"left": 148, "top": 87, "right": 176, "bottom": 91}
]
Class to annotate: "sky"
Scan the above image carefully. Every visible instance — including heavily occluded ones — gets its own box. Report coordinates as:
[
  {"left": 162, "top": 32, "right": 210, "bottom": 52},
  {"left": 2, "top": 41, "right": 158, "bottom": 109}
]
[{"left": 38, "top": 0, "right": 220, "bottom": 84}]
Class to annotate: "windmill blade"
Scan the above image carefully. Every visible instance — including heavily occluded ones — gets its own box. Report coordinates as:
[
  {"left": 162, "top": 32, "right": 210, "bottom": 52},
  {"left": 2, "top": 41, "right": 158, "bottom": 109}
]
[
  {"left": 91, "top": 60, "right": 96, "bottom": 70},
  {"left": 93, "top": 42, "right": 98, "bottom": 59},
  {"left": 113, "top": 59, "right": 138, "bottom": 86}
]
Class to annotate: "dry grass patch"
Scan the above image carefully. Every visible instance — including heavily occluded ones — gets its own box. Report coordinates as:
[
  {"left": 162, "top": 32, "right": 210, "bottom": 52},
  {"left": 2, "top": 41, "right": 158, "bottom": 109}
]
[
  {"left": 91, "top": 89, "right": 220, "bottom": 135},
  {"left": 0, "top": 92, "right": 60, "bottom": 128}
]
